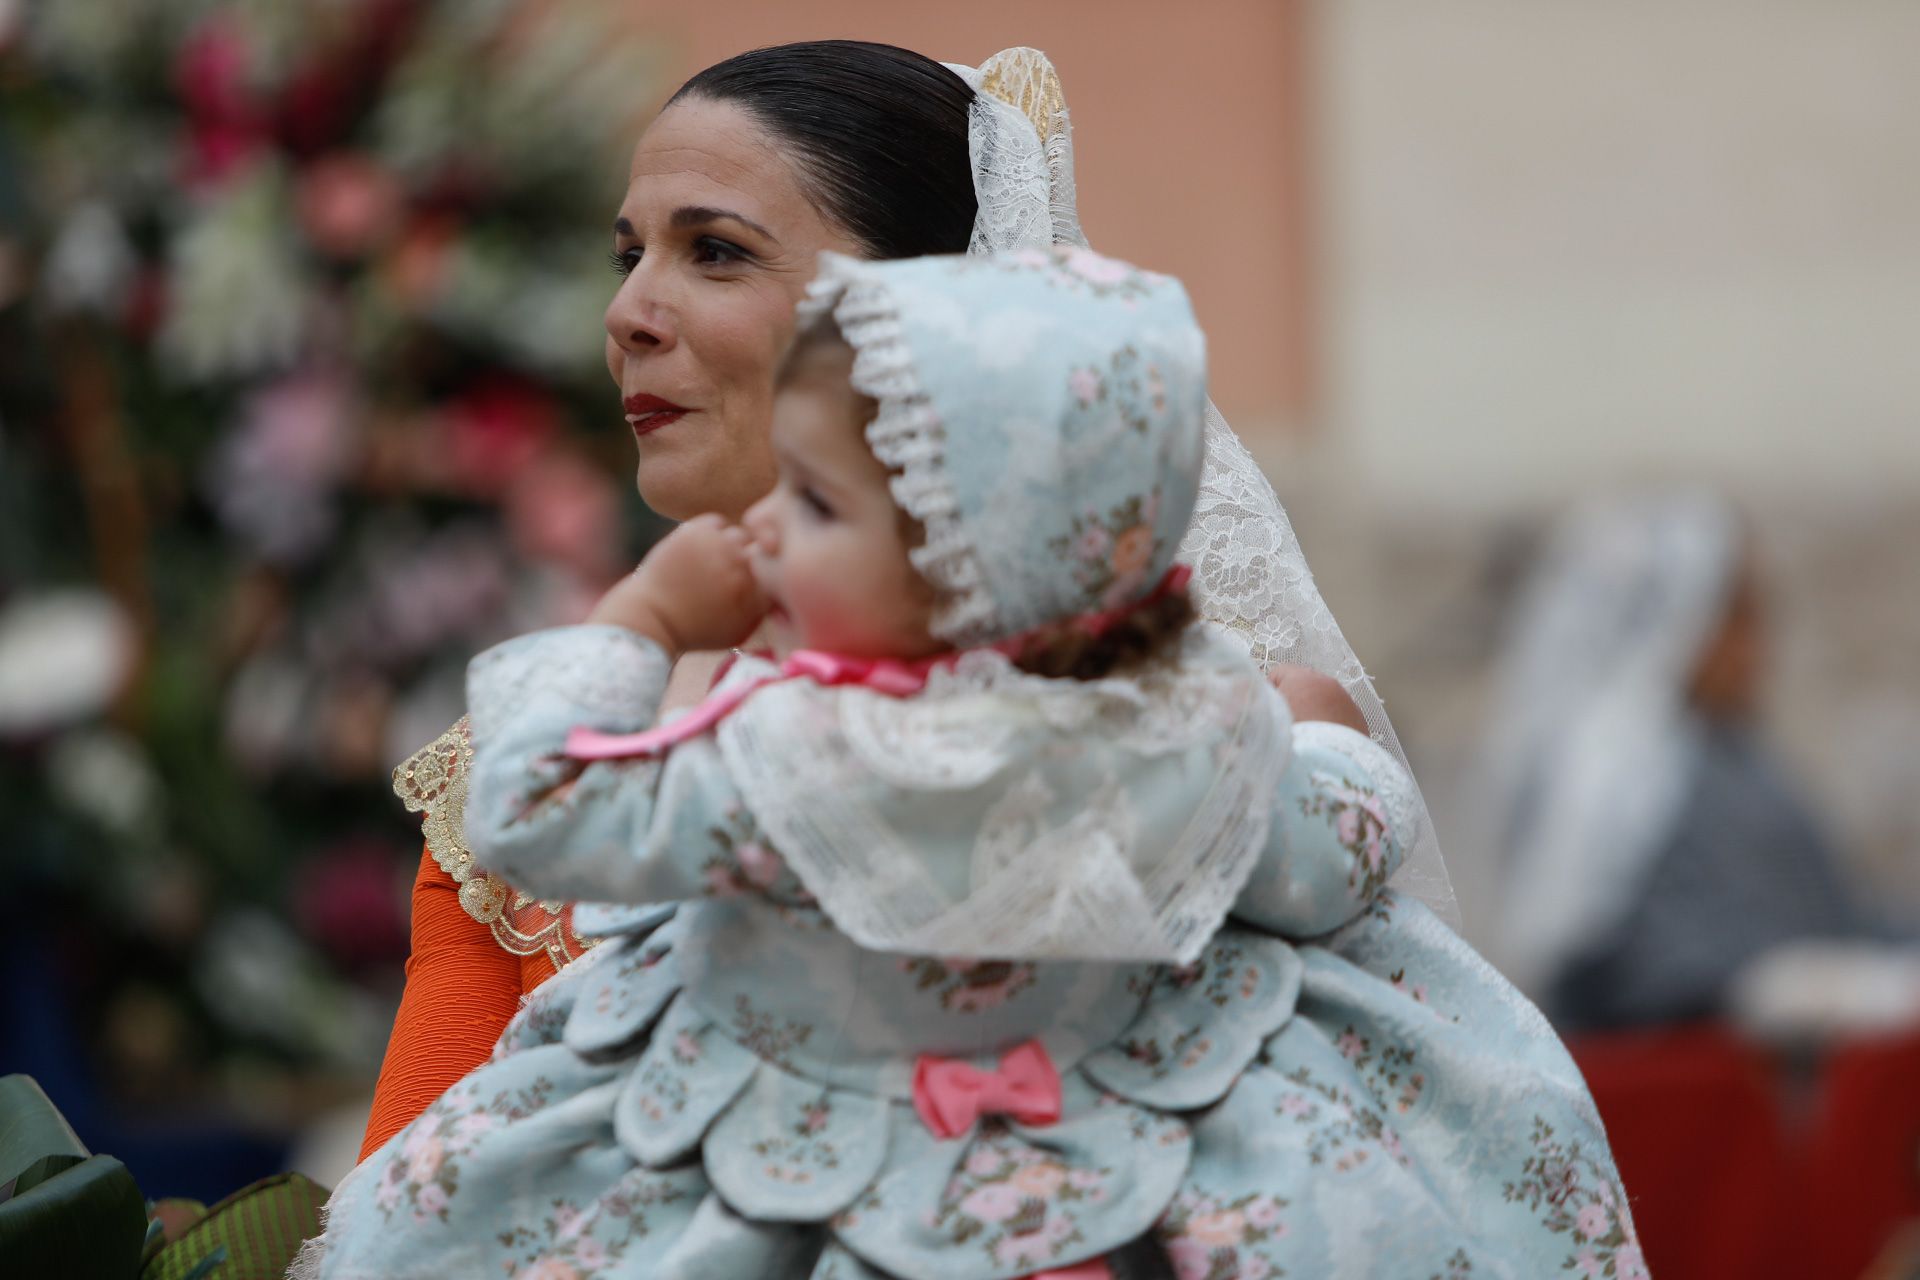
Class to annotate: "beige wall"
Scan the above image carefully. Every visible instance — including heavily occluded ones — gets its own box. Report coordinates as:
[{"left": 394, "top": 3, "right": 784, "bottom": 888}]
[
  {"left": 1317, "top": 0, "right": 1920, "bottom": 516},
  {"left": 614, "top": 0, "right": 1315, "bottom": 433}
]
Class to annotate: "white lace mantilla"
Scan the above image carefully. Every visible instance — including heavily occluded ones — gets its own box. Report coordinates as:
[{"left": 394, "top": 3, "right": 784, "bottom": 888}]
[
  {"left": 716, "top": 628, "right": 1287, "bottom": 965},
  {"left": 952, "top": 47, "right": 1456, "bottom": 926}
]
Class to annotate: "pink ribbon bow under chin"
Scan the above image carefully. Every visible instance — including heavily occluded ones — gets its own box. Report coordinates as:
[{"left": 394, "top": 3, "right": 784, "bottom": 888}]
[
  {"left": 562, "top": 650, "right": 948, "bottom": 761},
  {"left": 911, "top": 1039, "right": 1063, "bottom": 1141}
]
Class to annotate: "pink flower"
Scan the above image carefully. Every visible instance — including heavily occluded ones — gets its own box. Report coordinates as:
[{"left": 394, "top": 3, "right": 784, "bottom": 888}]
[
  {"left": 406, "top": 1137, "right": 445, "bottom": 1185},
  {"left": 573, "top": 1236, "right": 607, "bottom": 1269},
  {"left": 1186, "top": 1209, "right": 1247, "bottom": 1248},
  {"left": 991, "top": 1229, "right": 1055, "bottom": 1270},
  {"left": 1245, "top": 1196, "right": 1284, "bottom": 1230},
  {"left": 1279, "top": 1093, "right": 1312, "bottom": 1118},
  {"left": 1073, "top": 524, "right": 1112, "bottom": 563},
  {"left": 965, "top": 1147, "right": 1006, "bottom": 1178},
  {"left": 522, "top": 1261, "right": 581, "bottom": 1280},
  {"left": 451, "top": 1111, "right": 496, "bottom": 1145},
  {"left": 1110, "top": 525, "right": 1156, "bottom": 577},
  {"left": 1614, "top": 1243, "right": 1650, "bottom": 1280},
  {"left": 1064, "top": 248, "right": 1131, "bottom": 286},
  {"left": 803, "top": 1104, "right": 831, "bottom": 1134},
  {"left": 1069, "top": 367, "right": 1102, "bottom": 406},
  {"left": 960, "top": 1182, "right": 1025, "bottom": 1223},
  {"left": 1165, "top": 1235, "right": 1213, "bottom": 1280},
  {"left": 703, "top": 864, "right": 742, "bottom": 897},
  {"left": 673, "top": 1030, "right": 703, "bottom": 1063},
  {"left": 1335, "top": 1030, "right": 1366, "bottom": 1060},
  {"left": 1575, "top": 1202, "right": 1610, "bottom": 1239},
  {"left": 1066, "top": 1168, "right": 1105, "bottom": 1190},
  {"left": 374, "top": 1174, "right": 402, "bottom": 1211},
  {"left": 415, "top": 1182, "right": 448, "bottom": 1218},
  {"left": 1010, "top": 1162, "right": 1066, "bottom": 1199},
  {"left": 1572, "top": 1248, "right": 1604, "bottom": 1278},
  {"left": 735, "top": 842, "right": 784, "bottom": 888}
]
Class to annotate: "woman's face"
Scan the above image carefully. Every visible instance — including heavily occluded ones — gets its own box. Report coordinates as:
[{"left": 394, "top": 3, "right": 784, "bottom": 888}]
[{"left": 604, "top": 97, "right": 864, "bottom": 522}]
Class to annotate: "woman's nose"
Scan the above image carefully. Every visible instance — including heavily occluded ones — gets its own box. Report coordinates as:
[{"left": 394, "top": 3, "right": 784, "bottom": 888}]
[{"left": 603, "top": 269, "right": 678, "bottom": 354}]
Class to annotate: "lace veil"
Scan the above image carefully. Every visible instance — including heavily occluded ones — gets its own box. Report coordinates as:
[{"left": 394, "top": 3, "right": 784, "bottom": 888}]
[{"left": 949, "top": 48, "right": 1457, "bottom": 926}]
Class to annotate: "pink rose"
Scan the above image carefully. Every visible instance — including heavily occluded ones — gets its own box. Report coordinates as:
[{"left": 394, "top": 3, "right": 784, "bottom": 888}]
[
  {"left": 1575, "top": 1202, "right": 1610, "bottom": 1239},
  {"left": 406, "top": 1137, "right": 445, "bottom": 1185},
  {"left": 1335, "top": 1030, "right": 1366, "bottom": 1060},
  {"left": 1010, "top": 1162, "right": 1067, "bottom": 1199},
  {"left": 1614, "top": 1243, "right": 1650, "bottom": 1280},
  {"left": 1279, "top": 1093, "right": 1313, "bottom": 1118},
  {"left": 1069, "top": 367, "right": 1102, "bottom": 406},
  {"left": 1110, "top": 525, "right": 1156, "bottom": 577},
  {"left": 1245, "top": 1196, "right": 1284, "bottom": 1230},
  {"left": 415, "top": 1181, "right": 448, "bottom": 1218},
  {"left": 991, "top": 1229, "right": 1055, "bottom": 1270},
  {"left": 1185, "top": 1209, "right": 1247, "bottom": 1248},
  {"left": 1573, "top": 1248, "right": 1604, "bottom": 1278},
  {"left": 960, "top": 1182, "right": 1024, "bottom": 1223},
  {"left": 965, "top": 1147, "right": 1007, "bottom": 1178},
  {"left": 574, "top": 1236, "right": 607, "bottom": 1269},
  {"left": 735, "top": 842, "right": 783, "bottom": 888},
  {"left": 522, "top": 1261, "right": 581, "bottom": 1280},
  {"left": 374, "top": 1174, "right": 402, "bottom": 1211},
  {"left": 1064, "top": 248, "right": 1131, "bottom": 286},
  {"left": 1074, "top": 524, "right": 1112, "bottom": 563},
  {"left": 1165, "top": 1235, "right": 1213, "bottom": 1280}
]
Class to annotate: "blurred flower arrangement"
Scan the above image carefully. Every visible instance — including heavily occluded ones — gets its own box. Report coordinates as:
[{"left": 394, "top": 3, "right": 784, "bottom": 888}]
[{"left": 0, "top": 0, "right": 659, "bottom": 1131}]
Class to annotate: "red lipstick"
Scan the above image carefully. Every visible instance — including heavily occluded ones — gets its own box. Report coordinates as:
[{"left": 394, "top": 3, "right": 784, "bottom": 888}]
[{"left": 624, "top": 393, "right": 690, "bottom": 437}]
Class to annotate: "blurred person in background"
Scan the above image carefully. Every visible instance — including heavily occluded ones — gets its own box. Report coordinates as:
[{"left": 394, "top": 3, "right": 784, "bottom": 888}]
[{"left": 1482, "top": 490, "right": 1898, "bottom": 1033}]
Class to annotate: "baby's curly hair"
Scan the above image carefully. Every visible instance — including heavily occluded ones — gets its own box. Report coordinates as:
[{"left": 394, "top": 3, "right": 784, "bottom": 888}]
[{"left": 1001, "top": 586, "right": 1197, "bottom": 681}]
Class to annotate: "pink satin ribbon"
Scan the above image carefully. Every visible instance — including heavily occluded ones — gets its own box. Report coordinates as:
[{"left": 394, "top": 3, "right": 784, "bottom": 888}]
[
  {"left": 563, "top": 650, "right": 949, "bottom": 760},
  {"left": 562, "top": 562, "right": 1193, "bottom": 763},
  {"left": 1030, "top": 1264, "right": 1111, "bottom": 1280},
  {"left": 911, "top": 1039, "right": 1063, "bottom": 1140}
]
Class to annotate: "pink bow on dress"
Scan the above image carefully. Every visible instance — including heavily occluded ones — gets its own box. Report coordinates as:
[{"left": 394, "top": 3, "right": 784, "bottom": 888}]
[{"left": 911, "top": 1039, "right": 1063, "bottom": 1140}]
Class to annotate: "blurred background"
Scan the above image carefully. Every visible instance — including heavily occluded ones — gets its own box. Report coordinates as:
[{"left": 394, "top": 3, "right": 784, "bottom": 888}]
[{"left": 3, "top": 1, "right": 1916, "bottom": 1276}]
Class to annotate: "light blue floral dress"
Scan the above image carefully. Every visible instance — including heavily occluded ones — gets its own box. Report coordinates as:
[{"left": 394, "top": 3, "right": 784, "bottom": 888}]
[{"left": 303, "top": 618, "right": 1645, "bottom": 1280}]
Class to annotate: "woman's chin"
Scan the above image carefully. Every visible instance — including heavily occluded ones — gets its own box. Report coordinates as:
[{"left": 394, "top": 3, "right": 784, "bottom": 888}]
[{"left": 633, "top": 447, "right": 771, "bottom": 525}]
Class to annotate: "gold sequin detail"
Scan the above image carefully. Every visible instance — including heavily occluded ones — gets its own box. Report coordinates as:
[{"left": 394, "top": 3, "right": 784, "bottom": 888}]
[
  {"left": 978, "top": 47, "right": 1069, "bottom": 144},
  {"left": 393, "top": 717, "right": 591, "bottom": 972}
]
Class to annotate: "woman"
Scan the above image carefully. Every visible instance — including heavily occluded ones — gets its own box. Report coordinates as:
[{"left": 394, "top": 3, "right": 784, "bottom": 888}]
[
  {"left": 1483, "top": 490, "right": 1882, "bottom": 1030},
  {"left": 362, "top": 40, "right": 1457, "bottom": 1157}
]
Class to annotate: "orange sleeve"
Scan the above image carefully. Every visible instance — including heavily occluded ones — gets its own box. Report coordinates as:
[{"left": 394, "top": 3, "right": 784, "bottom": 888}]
[{"left": 358, "top": 844, "right": 525, "bottom": 1161}]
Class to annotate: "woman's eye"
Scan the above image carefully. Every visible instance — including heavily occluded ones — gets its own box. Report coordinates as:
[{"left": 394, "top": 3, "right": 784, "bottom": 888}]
[
  {"left": 800, "top": 487, "right": 833, "bottom": 519},
  {"left": 608, "top": 247, "right": 640, "bottom": 276},
  {"left": 694, "top": 237, "right": 748, "bottom": 266}
]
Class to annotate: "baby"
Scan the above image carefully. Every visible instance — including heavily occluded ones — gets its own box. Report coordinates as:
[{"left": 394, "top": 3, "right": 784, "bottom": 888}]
[{"left": 301, "top": 248, "right": 1639, "bottom": 1280}]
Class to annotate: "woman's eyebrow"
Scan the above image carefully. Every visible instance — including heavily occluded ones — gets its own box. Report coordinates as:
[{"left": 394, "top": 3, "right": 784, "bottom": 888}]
[{"left": 611, "top": 208, "right": 779, "bottom": 243}]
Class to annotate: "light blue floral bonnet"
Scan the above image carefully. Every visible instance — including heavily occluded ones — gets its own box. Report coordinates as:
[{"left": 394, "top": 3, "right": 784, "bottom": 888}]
[{"left": 796, "top": 246, "right": 1208, "bottom": 648}]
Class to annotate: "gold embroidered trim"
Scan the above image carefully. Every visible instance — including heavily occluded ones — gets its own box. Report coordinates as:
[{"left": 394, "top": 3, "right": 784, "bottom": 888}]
[
  {"left": 393, "top": 717, "right": 590, "bottom": 972},
  {"left": 978, "top": 47, "right": 1068, "bottom": 144}
]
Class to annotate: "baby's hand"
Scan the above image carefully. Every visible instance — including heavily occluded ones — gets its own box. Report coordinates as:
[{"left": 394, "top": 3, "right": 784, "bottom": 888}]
[
  {"left": 1267, "top": 663, "right": 1368, "bottom": 734},
  {"left": 589, "top": 515, "right": 768, "bottom": 657}
]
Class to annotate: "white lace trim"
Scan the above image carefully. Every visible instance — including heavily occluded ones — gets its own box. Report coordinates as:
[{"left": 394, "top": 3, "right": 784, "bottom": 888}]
[
  {"left": 716, "top": 633, "right": 1286, "bottom": 965},
  {"left": 805, "top": 264, "right": 1001, "bottom": 645}
]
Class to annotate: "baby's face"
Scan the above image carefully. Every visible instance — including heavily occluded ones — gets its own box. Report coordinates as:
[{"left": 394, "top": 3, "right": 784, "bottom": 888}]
[{"left": 742, "top": 340, "right": 946, "bottom": 660}]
